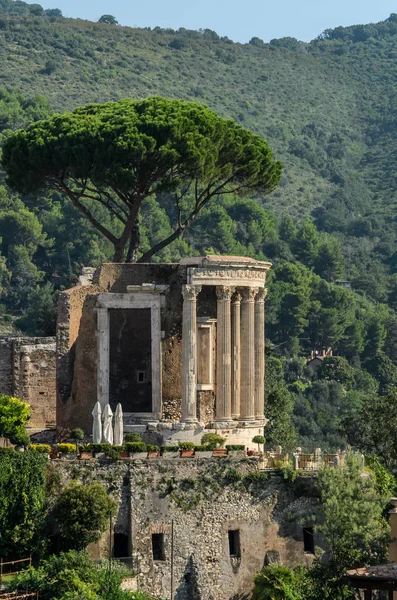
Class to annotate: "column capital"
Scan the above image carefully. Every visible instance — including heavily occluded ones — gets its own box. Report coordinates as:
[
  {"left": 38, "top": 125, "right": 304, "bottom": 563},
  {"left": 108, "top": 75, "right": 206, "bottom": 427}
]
[
  {"left": 255, "top": 288, "right": 268, "bottom": 302},
  {"left": 216, "top": 285, "right": 235, "bottom": 301},
  {"left": 232, "top": 290, "right": 242, "bottom": 304},
  {"left": 182, "top": 284, "right": 202, "bottom": 301},
  {"left": 239, "top": 287, "right": 258, "bottom": 301}
]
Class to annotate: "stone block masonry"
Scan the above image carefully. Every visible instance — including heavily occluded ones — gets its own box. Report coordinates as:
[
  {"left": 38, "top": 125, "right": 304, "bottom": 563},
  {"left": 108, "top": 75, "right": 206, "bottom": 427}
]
[
  {"left": 0, "top": 336, "right": 56, "bottom": 431},
  {"left": 57, "top": 458, "right": 318, "bottom": 600}
]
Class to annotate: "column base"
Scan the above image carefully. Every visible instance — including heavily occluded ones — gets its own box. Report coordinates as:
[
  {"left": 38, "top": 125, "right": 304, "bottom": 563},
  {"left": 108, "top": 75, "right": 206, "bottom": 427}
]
[{"left": 210, "top": 420, "right": 238, "bottom": 429}]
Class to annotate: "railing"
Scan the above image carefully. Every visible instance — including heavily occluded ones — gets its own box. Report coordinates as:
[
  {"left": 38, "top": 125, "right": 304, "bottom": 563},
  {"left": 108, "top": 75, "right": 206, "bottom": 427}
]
[
  {"left": 259, "top": 449, "right": 348, "bottom": 472},
  {"left": 0, "top": 557, "right": 32, "bottom": 586}
]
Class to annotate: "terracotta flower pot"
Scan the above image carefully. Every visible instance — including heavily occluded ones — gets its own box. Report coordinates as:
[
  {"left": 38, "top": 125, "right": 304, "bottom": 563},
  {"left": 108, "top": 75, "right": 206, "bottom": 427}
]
[
  {"left": 180, "top": 449, "right": 195, "bottom": 458},
  {"left": 147, "top": 451, "right": 160, "bottom": 458},
  {"left": 79, "top": 451, "right": 93, "bottom": 459},
  {"left": 212, "top": 448, "right": 228, "bottom": 457}
]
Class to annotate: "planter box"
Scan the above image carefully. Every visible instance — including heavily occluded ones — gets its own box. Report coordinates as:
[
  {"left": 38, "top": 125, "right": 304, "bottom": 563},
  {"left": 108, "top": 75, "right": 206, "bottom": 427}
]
[
  {"left": 228, "top": 450, "right": 246, "bottom": 460},
  {"left": 129, "top": 452, "right": 148, "bottom": 459},
  {"left": 119, "top": 451, "right": 129, "bottom": 459},
  {"left": 195, "top": 451, "right": 213, "bottom": 459},
  {"left": 147, "top": 451, "right": 160, "bottom": 458},
  {"left": 212, "top": 448, "right": 228, "bottom": 457},
  {"left": 180, "top": 449, "right": 195, "bottom": 458},
  {"left": 161, "top": 452, "right": 180, "bottom": 459},
  {"left": 79, "top": 452, "right": 93, "bottom": 459}
]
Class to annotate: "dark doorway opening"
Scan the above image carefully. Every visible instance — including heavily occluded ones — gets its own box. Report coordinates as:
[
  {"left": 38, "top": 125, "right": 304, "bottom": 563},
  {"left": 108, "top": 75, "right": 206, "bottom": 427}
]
[
  {"left": 228, "top": 529, "right": 241, "bottom": 558},
  {"left": 114, "top": 533, "right": 129, "bottom": 558},
  {"left": 152, "top": 533, "right": 165, "bottom": 561},
  {"left": 109, "top": 308, "right": 152, "bottom": 413},
  {"left": 303, "top": 527, "right": 315, "bottom": 554}
]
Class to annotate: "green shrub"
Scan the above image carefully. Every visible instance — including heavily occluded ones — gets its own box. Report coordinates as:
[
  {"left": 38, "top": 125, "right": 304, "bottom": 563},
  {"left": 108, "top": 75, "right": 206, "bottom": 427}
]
[
  {"left": 0, "top": 446, "right": 15, "bottom": 454},
  {"left": 161, "top": 445, "right": 179, "bottom": 453},
  {"left": 244, "top": 471, "right": 270, "bottom": 483},
  {"left": 201, "top": 433, "right": 226, "bottom": 449},
  {"left": 57, "top": 443, "right": 77, "bottom": 454},
  {"left": 3, "top": 314, "right": 12, "bottom": 323},
  {"left": 30, "top": 443, "right": 51, "bottom": 453},
  {"left": 87, "top": 443, "right": 112, "bottom": 453},
  {"left": 125, "top": 441, "right": 147, "bottom": 453},
  {"left": 178, "top": 441, "right": 195, "bottom": 450},
  {"left": 146, "top": 444, "right": 159, "bottom": 452},
  {"left": 194, "top": 445, "right": 209, "bottom": 451},
  {"left": 125, "top": 432, "right": 142, "bottom": 443},
  {"left": 224, "top": 467, "right": 243, "bottom": 482},
  {"left": 70, "top": 428, "right": 84, "bottom": 440},
  {"left": 226, "top": 445, "right": 245, "bottom": 451}
]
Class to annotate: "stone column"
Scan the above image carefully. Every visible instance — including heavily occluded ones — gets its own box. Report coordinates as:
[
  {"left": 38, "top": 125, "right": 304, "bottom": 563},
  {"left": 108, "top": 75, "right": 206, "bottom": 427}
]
[
  {"left": 231, "top": 291, "right": 241, "bottom": 420},
  {"left": 181, "top": 285, "right": 201, "bottom": 423},
  {"left": 239, "top": 287, "right": 257, "bottom": 422},
  {"left": 96, "top": 307, "right": 109, "bottom": 410},
  {"left": 254, "top": 288, "right": 267, "bottom": 420},
  {"left": 215, "top": 286, "right": 234, "bottom": 423}
]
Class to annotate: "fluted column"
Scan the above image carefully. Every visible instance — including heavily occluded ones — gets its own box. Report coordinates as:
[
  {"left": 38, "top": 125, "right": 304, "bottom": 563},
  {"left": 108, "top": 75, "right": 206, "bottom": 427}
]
[
  {"left": 216, "top": 286, "right": 234, "bottom": 422},
  {"left": 231, "top": 291, "right": 241, "bottom": 420},
  {"left": 239, "top": 287, "right": 257, "bottom": 421},
  {"left": 181, "top": 284, "right": 201, "bottom": 423},
  {"left": 255, "top": 288, "right": 267, "bottom": 420}
]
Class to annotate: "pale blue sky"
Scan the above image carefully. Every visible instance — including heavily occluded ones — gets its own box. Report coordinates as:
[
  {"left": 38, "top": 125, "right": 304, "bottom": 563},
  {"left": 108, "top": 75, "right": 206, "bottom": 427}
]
[{"left": 28, "top": 0, "right": 397, "bottom": 43}]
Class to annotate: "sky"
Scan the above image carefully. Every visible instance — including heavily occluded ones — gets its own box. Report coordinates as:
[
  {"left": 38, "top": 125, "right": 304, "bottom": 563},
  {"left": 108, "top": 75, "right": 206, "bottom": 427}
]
[{"left": 27, "top": 0, "right": 397, "bottom": 43}]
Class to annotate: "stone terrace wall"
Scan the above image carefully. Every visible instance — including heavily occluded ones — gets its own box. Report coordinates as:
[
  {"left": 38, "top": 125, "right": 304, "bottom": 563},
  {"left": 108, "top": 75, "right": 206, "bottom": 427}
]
[
  {"left": 59, "top": 457, "right": 318, "bottom": 600},
  {"left": 0, "top": 336, "right": 56, "bottom": 430}
]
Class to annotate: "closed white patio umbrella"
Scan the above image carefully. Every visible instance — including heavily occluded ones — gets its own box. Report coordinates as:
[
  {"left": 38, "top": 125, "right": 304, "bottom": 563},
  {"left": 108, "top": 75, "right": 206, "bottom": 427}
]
[
  {"left": 91, "top": 401, "right": 102, "bottom": 444},
  {"left": 114, "top": 403, "right": 123, "bottom": 446},
  {"left": 102, "top": 403, "right": 114, "bottom": 444}
]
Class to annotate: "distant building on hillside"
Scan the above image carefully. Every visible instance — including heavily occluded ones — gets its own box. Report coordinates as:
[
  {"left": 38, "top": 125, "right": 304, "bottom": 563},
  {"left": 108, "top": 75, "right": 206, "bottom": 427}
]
[{"left": 307, "top": 348, "right": 333, "bottom": 372}]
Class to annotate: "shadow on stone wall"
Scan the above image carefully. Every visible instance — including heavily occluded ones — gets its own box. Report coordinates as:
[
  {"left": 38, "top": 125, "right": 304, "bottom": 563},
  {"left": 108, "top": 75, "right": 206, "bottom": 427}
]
[{"left": 175, "top": 555, "right": 200, "bottom": 600}]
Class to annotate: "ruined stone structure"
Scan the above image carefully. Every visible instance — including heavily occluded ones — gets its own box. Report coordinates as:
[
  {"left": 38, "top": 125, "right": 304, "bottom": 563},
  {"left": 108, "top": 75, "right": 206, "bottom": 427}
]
[
  {"left": 57, "top": 256, "right": 270, "bottom": 446},
  {"left": 56, "top": 457, "right": 317, "bottom": 600},
  {"left": 0, "top": 336, "right": 56, "bottom": 432}
]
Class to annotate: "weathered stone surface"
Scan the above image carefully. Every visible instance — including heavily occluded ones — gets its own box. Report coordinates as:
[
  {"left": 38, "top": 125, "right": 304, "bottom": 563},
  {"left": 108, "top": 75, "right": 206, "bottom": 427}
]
[{"left": 57, "top": 458, "right": 316, "bottom": 600}]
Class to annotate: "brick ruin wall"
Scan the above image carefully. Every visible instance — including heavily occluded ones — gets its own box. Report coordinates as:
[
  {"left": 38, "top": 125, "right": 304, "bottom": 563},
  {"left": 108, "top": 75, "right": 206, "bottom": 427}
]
[
  {"left": 57, "top": 457, "right": 318, "bottom": 600},
  {"left": 57, "top": 263, "right": 190, "bottom": 431},
  {"left": 0, "top": 336, "right": 56, "bottom": 430}
]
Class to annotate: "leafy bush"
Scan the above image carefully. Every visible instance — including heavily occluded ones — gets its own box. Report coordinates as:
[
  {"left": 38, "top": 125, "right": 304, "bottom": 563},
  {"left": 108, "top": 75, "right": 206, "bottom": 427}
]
[
  {"left": 87, "top": 443, "right": 112, "bottom": 453},
  {"left": 0, "top": 394, "right": 30, "bottom": 445},
  {"left": 161, "top": 445, "right": 179, "bottom": 453},
  {"left": 53, "top": 483, "right": 117, "bottom": 550},
  {"left": 244, "top": 471, "right": 270, "bottom": 483},
  {"left": 200, "top": 433, "right": 226, "bottom": 449},
  {"left": 226, "top": 444, "right": 245, "bottom": 451},
  {"left": 0, "top": 446, "right": 15, "bottom": 454},
  {"left": 125, "top": 432, "right": 142, "bottom": 443},
  {"left": 125, "top": 441, "right": 147, "bottom": 453},
  {"left": 30, "top": 443, "right": 51, "bottom": 453},
  {"left": 57, "top": 443, "right": 77, "bottom": 454},
  {"left": 252, "top": 565, "right": 309, "bottom": 600},
  {"left": 178, "top": 441, "right": 195, "bottom": 450},
  {"left": 146, "top": 444, "right": 159, "bottom": 452},
  {"left": 70, "top": 428, "right": 84, "bottom": 440},
  {"left": 194, "top": 445, "right": 210, "bottom": 451}
]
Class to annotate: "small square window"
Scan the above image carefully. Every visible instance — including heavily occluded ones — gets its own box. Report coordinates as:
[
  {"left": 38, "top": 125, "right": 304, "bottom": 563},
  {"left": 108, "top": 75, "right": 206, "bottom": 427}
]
[
  {"left": 303, "top": 527, "right": 315, "bottom": 554},
  {"left": 152, "top": 533, "right": 165, "bottom": 561},
  {"left": 228, "top": 529, "right": 241, "bottom": 558},
  {"left": 136, "top": 370, "right": 146, "bottom": 384}
]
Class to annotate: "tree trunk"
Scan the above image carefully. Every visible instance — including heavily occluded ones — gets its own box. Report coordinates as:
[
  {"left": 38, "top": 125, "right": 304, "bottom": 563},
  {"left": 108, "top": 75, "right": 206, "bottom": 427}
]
[{"left": 125, "top": 223, "right": 140, "bottom": 263}]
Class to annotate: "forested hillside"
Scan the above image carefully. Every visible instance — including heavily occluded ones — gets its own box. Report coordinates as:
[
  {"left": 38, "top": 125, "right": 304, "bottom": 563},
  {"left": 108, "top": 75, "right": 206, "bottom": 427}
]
[{"left": 2, "top": 1, "right": 397, "bottom": 450}]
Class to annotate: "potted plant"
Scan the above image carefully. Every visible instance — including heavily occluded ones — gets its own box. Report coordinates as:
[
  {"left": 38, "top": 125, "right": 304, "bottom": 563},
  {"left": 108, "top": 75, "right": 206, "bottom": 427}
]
[
  {"left": 201, "top": 433, "right": 227, "bottom": 457},
  {"left": 88, "top": 443, "right": 112, "bottom": 458},
  {"left": 57, "top": 443, "right": 77, "bottom": 459},
  {"left": 79, "top": 444, "right": 93, "bottom": 459},
  {"left": 30, "top": 443, "right": 52, "bottom": 458},
  {"left": 252, "top": 435, "right": 266, "bottom": 454},
  {"left": 147, "top": 444, "right": 160, "bottom": 458},
  {"left": 125, "top": 432, "right": 142, "bottom": 443},
  {"left": 125, "top": 441, "right": 147, "bottom": 458},
  {"left": 178, "top": 441, "right": 195, "bottom": 457},
  {"left": 70, "top": 428, "right": 84, "bottom": 454},
  {"left": 194, "top": 445, "right": 213, "bottom": 458},
  {"left": 247, "top": 449, "right": 255, "bottom": 457}
]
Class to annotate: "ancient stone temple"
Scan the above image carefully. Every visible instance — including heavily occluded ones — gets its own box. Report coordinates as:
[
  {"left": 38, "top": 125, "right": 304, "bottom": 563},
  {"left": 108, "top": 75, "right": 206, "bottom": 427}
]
[{"left": 57, "top": 256, "right": 270, "bottom": 446}]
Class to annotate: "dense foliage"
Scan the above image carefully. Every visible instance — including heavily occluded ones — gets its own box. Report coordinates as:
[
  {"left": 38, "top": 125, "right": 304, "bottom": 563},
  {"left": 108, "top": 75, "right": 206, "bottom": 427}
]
[
  {"left": 2, "top": 97, "right": 281, "bottom": 262},
  {"left": 1, "top": 3, "right": 397, "bottom": 452},
  {"left": 251, "top": 455, "right": 391, "bottom": 600},
  {"left": 0, "top": 394, "right": 30, "bottom": 444},
  {"left": 10, "top": 551, "right": 158, "bottom": 600},
  {"left": 0, "top": 450, "right": 47, "bottom": 558},
  {"left": 53, "top": 482, "right": 118, "bottom": 551}
]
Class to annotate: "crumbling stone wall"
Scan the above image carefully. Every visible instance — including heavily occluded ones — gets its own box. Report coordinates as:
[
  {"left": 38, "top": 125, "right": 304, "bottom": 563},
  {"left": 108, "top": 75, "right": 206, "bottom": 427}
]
[
  {"left": 59, "top": 458, "right": 317, "bottom": 600},
  {"left": 0, "top": 336, "right": 56, "bottom": 430}
]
